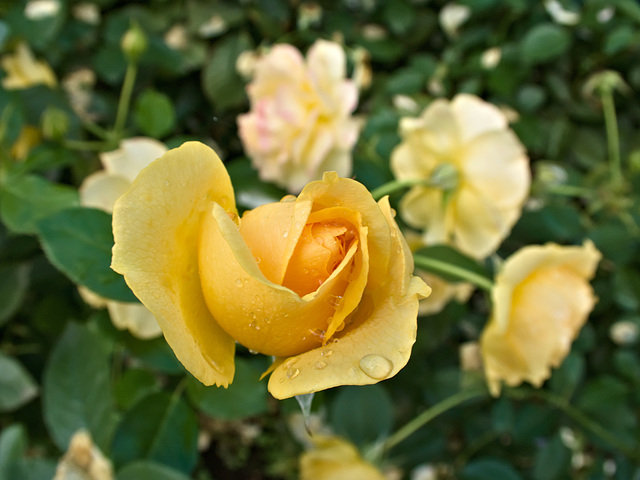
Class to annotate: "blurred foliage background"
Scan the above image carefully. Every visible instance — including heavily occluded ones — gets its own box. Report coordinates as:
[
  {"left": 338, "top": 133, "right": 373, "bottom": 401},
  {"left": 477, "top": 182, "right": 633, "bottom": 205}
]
[{"left": 0, "top": 0, "right": 639, "bottom": 479}]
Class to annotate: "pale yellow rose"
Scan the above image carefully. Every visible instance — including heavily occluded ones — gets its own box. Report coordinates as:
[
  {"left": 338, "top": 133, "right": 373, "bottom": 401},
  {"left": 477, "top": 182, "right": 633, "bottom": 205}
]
[
  {"left": 299, "top": 435, "right": 387, "bottom": 480},
  {"left": 391, "top": 94, "right": 530, "bottom": 260},
  {"left": 237, "top": 40, "right": 360, "bottom": 193},
  {"left": 80, "top": 138, "right": 167, "bottom": 339},
  {"left": 1, "top": 42, "right": 57, "bottom": 89},
  {"left": 480, "top": 241, "right": 601, "bottom": 396},
  {"left": 111, "top": 142, "right": 430, "bottom": 399},
  {"left": 53, "top": 430, "right": 113, "bottom": 480}
]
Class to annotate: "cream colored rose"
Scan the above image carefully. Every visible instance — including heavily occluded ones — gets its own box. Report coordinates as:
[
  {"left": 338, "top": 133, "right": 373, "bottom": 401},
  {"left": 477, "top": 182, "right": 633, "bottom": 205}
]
[
  {"left": 111, "top": 142, "right": 430, "bottom": 399},
  {"left": 238, "top": 40, "right": 360, "bottom": 193},
  {"left": 1, "top": 42, "right": 56, "bottom": 89},
  {"left": 53, "top": 430, "right": 113, "bottom": 480},
  {"left": 300, "top": 435, "right": 387, "bottom": 480},
  {"left": 391, "top": 94, "right": 530, "bottom": 260},
  {"left": 480, "top": 241, "right": 601, "bottom": 396},
  {"left": 79, "top": 138, "right": 167, "bottom": 339}
]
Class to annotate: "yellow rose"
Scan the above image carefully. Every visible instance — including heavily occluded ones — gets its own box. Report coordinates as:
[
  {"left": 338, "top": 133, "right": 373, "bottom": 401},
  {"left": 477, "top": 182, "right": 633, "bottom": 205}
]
[
  {"left": 299, "top": 435, "right": 387, "bottom": 480},
  {"left": 237, "top": 40, "right": 360, "bottom": 193},
  {"left": 53, "top": 430, "right": 113, "bottom": 480},
  {"left": 480, "top": 241, "right": 601, "bottom": 396},
  {"left": 111, "top": 142, "right": 430, "bottom": 399},
  {"left": 391, "top": 94, "right": 530, "bottom": 260},
  {"left": 79, "top": 138, "right": 167, "bottom": 339},
  {"left": 1, "top": 42, "right": 57, "bottom": 89}
]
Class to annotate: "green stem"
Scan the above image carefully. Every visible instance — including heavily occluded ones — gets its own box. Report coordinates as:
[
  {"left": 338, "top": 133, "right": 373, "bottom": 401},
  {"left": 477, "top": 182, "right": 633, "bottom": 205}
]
[
  {"left": 414, "top": 255, "right": 494, "bottom": 292},
  {"left": 547, "top": 184, "right": 595, "bottom": 199},
  {"left": 63, "top": 139, "right": 112, "bottom": 151},
  {"left": 371, "top": 178, "right": 431, "bottom": 201},
  {"left": 601, "top": 89, "right": 623, "bottom": 192},
  {"left": 113, "top": 61, "right": 138, "bottom": 136},
  {"left": 81, "top": 119, "right": 111, "bottom": 140},
  {"left": 383, "top": 387, "right": 488, "bottom": 452},
  {"left": 506, "top": 388, "right": 640, "bottom": 461}
]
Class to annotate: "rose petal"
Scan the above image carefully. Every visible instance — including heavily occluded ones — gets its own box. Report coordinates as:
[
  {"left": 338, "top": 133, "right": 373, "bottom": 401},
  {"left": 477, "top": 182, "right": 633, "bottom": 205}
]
[
  {"left": 199, "top": 202, "right": 362, "bottom": 356},
  {"left": 451, "top": 93, "right": 508, "bottom": 143},
  {"left": 267, "top": 197, "right": 430, "bottom": 399},
  {"left": 112, "top": 142, "right": 237, "bottom": 386},
  {"left": 101, "top": 137, "right": 167, "bottom": 183},
  {"left": 481, "top": 241, "right": 601, "bottom": 396},
  {"left": 107, "top": 301, "right": 162, "bottom": 339},
  {"left": 79, "top": 171, "right": 130, "bottom": 213}
]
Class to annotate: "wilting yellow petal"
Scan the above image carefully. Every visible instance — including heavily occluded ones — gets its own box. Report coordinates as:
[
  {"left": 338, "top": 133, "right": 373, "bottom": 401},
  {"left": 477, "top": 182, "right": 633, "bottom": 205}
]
[
  {"left": 112, "top": 142, "right": 237, "bottom": 386},
  {"left": 268, "top": 196, "right": 430, "bottom": 399},
  {"left": 481, "top": 241, "right": 601, "bottom": 396},
  {"left": 300, "top": 435, "right": 387, "bottom": 480}
]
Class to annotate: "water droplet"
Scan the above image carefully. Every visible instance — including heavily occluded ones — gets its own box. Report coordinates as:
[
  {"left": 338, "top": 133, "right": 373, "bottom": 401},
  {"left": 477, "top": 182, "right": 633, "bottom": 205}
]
[
  {"left": 328, "top": 295, "right": 343, "bottom": 308},
  {"left": 284, "top": 358, "right": 297, "bottom": 369},
  {"left": 315, "top": 361, "right": 327, "bottom": 370},
  {"left": 286, "top": 368, "right": 300, "bottom": 379},
  {"left": 248, "top": 349, "right": 259, "bottom": 355},
  {"left": 332, "top": 338, "right": 339, "bottom": 344},
  {"left": 283, "top": 231, "right": 289, "bottom": 238},
  {"left": 359, "top": 354, "right": 393, "bottom": 380},
  {"left": 264, "top": 317, "right": 271, "bottom": 324},
  {"left": 163, "top": 180, "right": 170, "bottom": 186},
  {"left": 279, "top": 377, "right": 285, "bottom": 383},
  {"left": 255, "top": 256, "right": 262, "bottom": 264},
  {"left": 249, "top": 322, "right": 260, "bottom": 330},
  {"left": 321, "top": 349, "right": 333, "bottom": 357},
  {"left": 235, "top": 279, "right": 244, "bottom": 287},
  {"left": 309, "top": 328, "right": 325, "bottom": 340}
]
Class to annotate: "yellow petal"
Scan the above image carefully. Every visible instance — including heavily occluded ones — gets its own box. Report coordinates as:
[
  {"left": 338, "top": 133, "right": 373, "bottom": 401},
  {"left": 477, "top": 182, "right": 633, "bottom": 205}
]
[
  {"left": 300, "top": 435, "right": 387, "bottom": 480},
  {"left": 106, "top": 301, "right": 162, "bottom": 339},
  {"left": 481, "top": 241, "right": 601, "bottom": 396},
  {"left": 112, "top": 141, "right": 237, "bottom": 386},
  {"left": 79, "top": 171, "right": 130, "bottom": 213},
  {"left": 268, "top": 196, "right": 430, "bottom": 399},
  {"left": 199, "top": 201, "right": 363, "bottom": 357}
]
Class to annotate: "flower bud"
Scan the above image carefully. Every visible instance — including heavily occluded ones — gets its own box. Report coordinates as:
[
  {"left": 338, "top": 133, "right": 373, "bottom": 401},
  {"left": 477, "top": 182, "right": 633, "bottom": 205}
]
[
  {"left": 121, "top": 22, "right": 148, "bottom": 62},
  {"left": 41, "top": 107, "right": 70, "bottom": 140}
]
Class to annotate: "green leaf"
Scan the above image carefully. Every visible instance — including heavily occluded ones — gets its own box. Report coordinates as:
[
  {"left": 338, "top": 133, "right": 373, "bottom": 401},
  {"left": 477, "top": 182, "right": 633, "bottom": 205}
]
[
  {"left": 0, "top": 354, "right": 38, "bottom": 412},
  {"left": 532, "top": 434, "right": 571, "bottom": 480},
  {"left": 201, "top": 31, "right": 253, "bottom": 111},
  {"left": 330, "top": 384, "right": 394, "bottom": 447},
  {"left": 460, "top": 458, "right": 524, "bottom": 480},
  {"left": 133, "top": 89, "right": 176, "bottom": 139},
  {"left": 226, "top": 157, "right": 286, "bottom": 212},
  {"left": 37, "top": 207, "right": 137, "bottom": 303},
  {"left": 111, "top": 392, "right": 199, "bottom": 473},
  {"left": 115, "top": 368, "right": 160, "bottom": 411},
  {"left": 383, "top": 0, "right": 415, "bottom": 35},
  {"left": 0, "top": 174, "right": 78, "bottom": 234},
  {"left": 548, "top": 351, "right": 585, "bottom": 398},
  {"left": 117, "top": 461, "right": 191, "bottom": 480},
  {"left": 0, "top": 263, "right": 29, "bottom": 327},
  {"left": 612, "top": 267, "right": 640, "bottom": 310},
  {"left": 414, "top": 244, "right": 491, "bottom": 284},
  {"left": 42, "top": 323, "right": 115, "bottom": 451},
  {"left": 520, "top": 23, "right": 571, "bottom": 64},
  {"left": 0, "top": 424, "right": 27, "bottom": 480},
  {"left": 186, "top": 356, "right": 268, "bottom": 420}
]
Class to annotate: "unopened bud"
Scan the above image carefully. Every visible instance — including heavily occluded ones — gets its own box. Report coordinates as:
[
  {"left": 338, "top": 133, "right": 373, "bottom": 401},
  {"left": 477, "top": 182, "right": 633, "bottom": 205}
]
[
  {"left": 121, "top": 22, "right": 148, "bottom": 62},
  {"left": 41, "top": 107, "right": 70, "bottom": 140}
]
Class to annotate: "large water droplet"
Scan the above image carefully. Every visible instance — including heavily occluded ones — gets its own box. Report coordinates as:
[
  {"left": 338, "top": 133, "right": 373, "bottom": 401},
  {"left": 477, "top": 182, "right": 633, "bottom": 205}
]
[
  {"left": 314, "top": 360, "right": 327, "bottom": 370},
  {"left": 287, "top": 368, "right": 300, "bottom": 379},
  {"left": 359, "top": 354, "right": 393, "bottom": 380}
]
